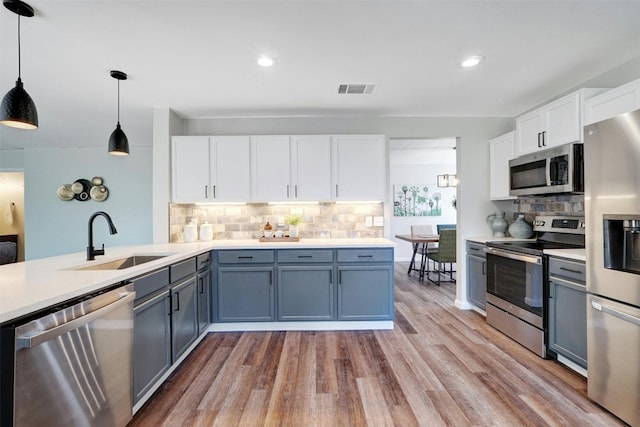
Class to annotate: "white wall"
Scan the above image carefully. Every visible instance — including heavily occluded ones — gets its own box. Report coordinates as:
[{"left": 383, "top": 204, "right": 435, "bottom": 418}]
[
  {"left": 162, "top": 115, "right": 514, "bottom": 309},
  {"left": 24, "top": 147, "right": 153, "bottom": 259}
]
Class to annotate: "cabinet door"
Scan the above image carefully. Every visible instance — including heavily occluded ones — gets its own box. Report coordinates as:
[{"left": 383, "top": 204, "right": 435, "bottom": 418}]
[
  {"left": 211, "top": 136, "right": 251, "bottom": 202},
  {"left": 278, "top": 266, "right": 334, "bottom": 320},
  {"left": 467, "top": 254, "right": 486, "bottom": 310},
  {"left": 332, "top": 135, "right": 386, "bottom": 201},
  {"left": 584, "top": 79, "right": 640, "bottom": 125},
  {"left": 133, "top": 290, "right": 171, "bottom": 404},
  {"left": 489, "top": 131, "right": 515, "bottom": 200},
  {"left": 251, "top": 136, "right": 291, "bottom": 201},
  {"left": 515, "top": 109, "right": 544, "bottom": 156},
  {"left": 291, "top": 135, "right": 332, "bottom": 201},
  {"left": 337, "top": 265, "right": 393, "bottom": 320},
  {"left": 197, "top": 269, "right": 211, "bottom": 335},
  {"left": 544, "top": 91, "right": 580, "bottom": 148},
  {"left": 217, "top": 266, "right": 275, "bottom": 321},
  {"left": 171, "top": 276, "right": 198, "bottom": 362},
  {"left": 172, "top": 136, "right": 210, "bottom": 202},
  {"left": 548, "top": 277, "right": 587, "bottom": 368}
]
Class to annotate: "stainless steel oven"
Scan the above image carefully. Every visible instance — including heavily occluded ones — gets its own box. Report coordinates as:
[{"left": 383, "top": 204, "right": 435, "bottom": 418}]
[
  {"left": 485, "top": 216, "right": 585, "bottom": 358},
  {"left": 485, "top": 247, "right": 545, "bottom": 356}
]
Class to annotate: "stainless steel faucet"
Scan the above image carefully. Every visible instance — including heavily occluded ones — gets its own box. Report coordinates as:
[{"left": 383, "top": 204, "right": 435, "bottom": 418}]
[{"left": 87, "top": 211, "right": 118, "bottom": 260}]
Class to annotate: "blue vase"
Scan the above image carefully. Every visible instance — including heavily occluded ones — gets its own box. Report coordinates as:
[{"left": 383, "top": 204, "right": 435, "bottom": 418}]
[
  {"left": 509, "top": 214, "right": 534, "bottom": 238},
  {"left": 487, "top": 212, "right": 508, "bottom": 237}
]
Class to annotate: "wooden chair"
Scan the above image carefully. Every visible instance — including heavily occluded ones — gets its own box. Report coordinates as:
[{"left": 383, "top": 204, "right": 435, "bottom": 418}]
[
  {"left": 426, "top": 228, "right": 456, "bottom": 285},
  {"left": 410, "top": 225, "right": 437, "bottom": 278}
]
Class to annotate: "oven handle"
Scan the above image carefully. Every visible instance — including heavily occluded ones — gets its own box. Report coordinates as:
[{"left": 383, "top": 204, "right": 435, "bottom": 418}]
[{"left": 485, "top": 247, "right": 542, "bottom": 265}]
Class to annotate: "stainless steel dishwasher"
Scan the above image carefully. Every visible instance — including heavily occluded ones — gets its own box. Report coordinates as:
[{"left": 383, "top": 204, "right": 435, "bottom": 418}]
[{"left": 0, "top": 283, "right": 135, "bottom": 427}]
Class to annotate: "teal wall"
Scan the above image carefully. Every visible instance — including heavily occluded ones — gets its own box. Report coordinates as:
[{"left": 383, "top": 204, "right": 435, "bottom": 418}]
[{"left": 24, "top": 147, "right": 153, "bottom": 259}]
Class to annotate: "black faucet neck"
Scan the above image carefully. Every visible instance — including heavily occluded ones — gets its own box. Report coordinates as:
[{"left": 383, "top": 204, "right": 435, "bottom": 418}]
[{"left": 87, "top": 211, "right": 118, "bottom": 261}]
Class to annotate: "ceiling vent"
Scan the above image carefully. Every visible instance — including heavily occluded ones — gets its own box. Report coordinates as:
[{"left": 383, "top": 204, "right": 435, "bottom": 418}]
[{"left": 338, "top": 83, "right": 376, "bottom": 95}]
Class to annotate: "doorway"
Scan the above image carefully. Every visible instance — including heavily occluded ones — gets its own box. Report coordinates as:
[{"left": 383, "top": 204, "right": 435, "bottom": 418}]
[
  {"left": 0, "top": 171, "right": 25, "bottom": 261},
  {"left": 389, "top": 138, "right": 457, "bottom": 262}
]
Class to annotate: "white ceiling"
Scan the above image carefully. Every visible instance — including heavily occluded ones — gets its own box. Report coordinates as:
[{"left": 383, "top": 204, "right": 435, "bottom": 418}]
[{"left": 2, "top": 0, "right": 640, "bottom": 150}]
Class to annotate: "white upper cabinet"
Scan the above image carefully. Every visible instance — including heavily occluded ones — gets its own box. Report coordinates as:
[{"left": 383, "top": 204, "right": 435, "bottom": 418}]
[
  {"left": 583, "top": 79, "right": 640, "bottom": 125},
  {"left": 172, "top": 136, "right": 210, "bottom": 203},
  {"left": 291, "top": 135, "right": 332, "bottom": 201},
  {"left": 516, "top": 92, "right": 581, "bottom": 156},
  {"left": 515, "top": 89, "right": 606, "bottom": 157},
  {"left": 489, "top": 131, "right": 516, "bottom": 200},
  {"left": 211, "top": 136, "right": 251, "bottom": 202},
  {"left": 251, "top": 136, "right": 291, "bottom": 202},
  {"left": 332, "top": 135, "right": 386, "bottom": 201},
  {"left": 172, "top": 136, "right": 250, "bottom": 203}
]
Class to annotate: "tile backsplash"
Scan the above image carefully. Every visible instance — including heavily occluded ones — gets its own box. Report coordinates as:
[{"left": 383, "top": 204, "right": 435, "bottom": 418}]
[
  {"left": 511, "top": 194, "right": 584, "bottom": 222},
  {"left": 170, "top": 203, "right": 384, "bottom": 242}
]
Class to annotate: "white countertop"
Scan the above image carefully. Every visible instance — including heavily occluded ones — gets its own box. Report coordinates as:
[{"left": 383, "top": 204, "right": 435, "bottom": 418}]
[
  {"left": 0, "top": 238, "right": 394, "bottom": 324},
  {"left": 544, "top": 248, "right": 586, "bottom": 262},
  {"left": 465, "top": 235, "right": 537, "bottom": 244}
]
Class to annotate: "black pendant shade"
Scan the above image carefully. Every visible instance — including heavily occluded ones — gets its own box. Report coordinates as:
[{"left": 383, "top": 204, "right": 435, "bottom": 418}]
[
  {"left": 108, "top": 70, "right": 129, "bottom": 156},
  {"left": 0, "top": 0, "right": 38, "bottom": 130},
  {"left": 108, "top": 123, "right": 129, "bottom": 156},
  {"left": 0, "top": 77, "right": 38, "bottom": 129}
]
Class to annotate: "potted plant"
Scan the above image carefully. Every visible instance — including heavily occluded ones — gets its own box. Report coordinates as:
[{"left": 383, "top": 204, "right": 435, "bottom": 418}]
[{"left": 285, "top": 215, "right": 302, "bottom": 238}]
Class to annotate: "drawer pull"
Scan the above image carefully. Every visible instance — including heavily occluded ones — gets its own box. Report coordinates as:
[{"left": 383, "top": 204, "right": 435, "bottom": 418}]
[
  {"left": 358, "top": 255, "right": 373, "bottom": 258},
  {"left": 559, "top": 267, "right": 583, "bottom": 274},
  {"left": 298, "top": 255, "right": 313, "bottom": 259},
  {"left": 238, "top": 256, "right": 254, "bottom": 260}
]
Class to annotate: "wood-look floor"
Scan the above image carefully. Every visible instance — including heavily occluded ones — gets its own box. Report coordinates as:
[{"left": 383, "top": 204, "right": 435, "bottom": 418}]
[{"left": 128, "top": 263, "right": 624, "bottom": 427}]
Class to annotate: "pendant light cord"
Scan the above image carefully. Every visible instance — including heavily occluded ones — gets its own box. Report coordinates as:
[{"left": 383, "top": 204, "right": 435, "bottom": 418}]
[
  {"left": 117, "top": 78, "right": 120, "bottom": 124},
  {"left": 17, "top": 15, "right": 22, "bottom": 79}
]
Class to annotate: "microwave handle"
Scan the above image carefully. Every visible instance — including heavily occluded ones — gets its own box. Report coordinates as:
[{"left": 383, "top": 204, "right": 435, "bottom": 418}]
[{"left": 546, "top": 157, "right": 552, "bottom": 186}]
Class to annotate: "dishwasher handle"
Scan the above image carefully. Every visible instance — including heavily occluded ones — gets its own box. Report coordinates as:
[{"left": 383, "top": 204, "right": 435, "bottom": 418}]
[{"left": 16, "top": 289, "right": 135, "bottom": 349}]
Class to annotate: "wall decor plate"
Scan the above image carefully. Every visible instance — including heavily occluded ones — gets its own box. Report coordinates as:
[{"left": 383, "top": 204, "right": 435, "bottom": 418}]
[
  {"left": 72, "top": 179, "right": 91, "bottom": 201},
  {"left": 90, "top": 185, "right": 109, "bottom": 202},
  {"left": 57, "top": 184, "right": 74, "bottom": 201}
]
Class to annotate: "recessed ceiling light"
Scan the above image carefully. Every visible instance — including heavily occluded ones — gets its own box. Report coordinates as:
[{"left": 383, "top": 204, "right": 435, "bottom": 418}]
[
  {"left": 257, "top": 56, "right": 275, "bottom": 67},
  {"left": 461, "top": 55, "right": 484, "bottom": 68}
]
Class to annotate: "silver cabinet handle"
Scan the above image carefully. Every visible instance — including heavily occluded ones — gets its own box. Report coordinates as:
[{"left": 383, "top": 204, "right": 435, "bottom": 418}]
[
  {"left": 559, "top": 267, "right": 583, "bottom": 274},
  {"left": 17, "top": 291, "right": 135, "bottom": 349},
  {"left": 205, "top": 185, "right": 208, "bottom": 198}
]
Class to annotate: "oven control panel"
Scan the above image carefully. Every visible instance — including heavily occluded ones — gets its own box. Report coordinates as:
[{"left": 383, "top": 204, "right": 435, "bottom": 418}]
[{"left": 533, "top": 216, "right": 585, "bottom": 234}]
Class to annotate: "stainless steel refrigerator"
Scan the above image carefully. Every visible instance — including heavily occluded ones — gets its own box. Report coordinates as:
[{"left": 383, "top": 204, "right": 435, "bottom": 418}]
[{"left": 584, "top": 108, "right": 640, "bottom": 427}]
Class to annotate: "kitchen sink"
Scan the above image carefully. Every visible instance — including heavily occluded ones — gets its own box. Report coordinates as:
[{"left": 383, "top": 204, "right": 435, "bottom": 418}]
[{"left": 70, "top": 254, "right": 171, "bottom": 271}]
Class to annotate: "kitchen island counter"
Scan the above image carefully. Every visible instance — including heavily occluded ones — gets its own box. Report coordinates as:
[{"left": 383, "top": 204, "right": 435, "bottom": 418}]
[{"left": 0, "top": 238, "right": 394, "bottom": 324}]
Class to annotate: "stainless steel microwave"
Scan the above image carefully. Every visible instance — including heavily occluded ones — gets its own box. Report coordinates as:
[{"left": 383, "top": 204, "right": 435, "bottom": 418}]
[{"left": 509, "top": 143, "right": 584, "bottom": 197}]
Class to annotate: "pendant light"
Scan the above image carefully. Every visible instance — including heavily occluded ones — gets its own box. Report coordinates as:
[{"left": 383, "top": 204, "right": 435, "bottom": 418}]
[
  {"left": 0, "top": 0, "right": 38, "bottom": 129},
  {"left": 108, "top": 70, "right": 129, "bottom": 156}
]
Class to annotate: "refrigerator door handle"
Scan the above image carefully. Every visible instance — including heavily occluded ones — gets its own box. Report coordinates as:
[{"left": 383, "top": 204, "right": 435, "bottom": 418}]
[{"left": 592, "top": 299, "right": 640, "bottom": 327}]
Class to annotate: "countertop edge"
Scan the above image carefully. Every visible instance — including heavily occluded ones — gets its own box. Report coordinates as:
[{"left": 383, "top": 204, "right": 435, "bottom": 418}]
[{"left": 0, "top": 238, "right": 395, "bottom": 323}]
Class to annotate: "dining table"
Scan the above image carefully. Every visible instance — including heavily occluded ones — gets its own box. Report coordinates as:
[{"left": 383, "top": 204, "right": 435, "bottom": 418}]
[{"left": 395, "top": 234, "right": 440, "bottom": 280}]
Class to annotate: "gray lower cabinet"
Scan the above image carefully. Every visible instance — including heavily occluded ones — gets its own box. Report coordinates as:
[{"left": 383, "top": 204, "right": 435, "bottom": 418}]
[
  {"left": 170, "top": 275, "right": 198, "bottom": 361},
  {"left": 337, "top": 249, "right": 394, "bottom": 320},
  {"left": 216, "top": 249, "right": 275, "bottom": 322},
  {"left": 132, "top": 268, "right": 171, "bottom": 405},
  {"left": 277, "top": 249, "right": 335, "bottom": 320},
  {"left": 466, "top": 241, "right": 487, "bottom": 310},
  {"left": 548, "top": 256, "right": 587, "bottom": 368}
]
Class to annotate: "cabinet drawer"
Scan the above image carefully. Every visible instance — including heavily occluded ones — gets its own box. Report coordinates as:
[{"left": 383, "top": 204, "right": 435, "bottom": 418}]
[
  {"left": 217, "top": 250, "right": 274, "bottom": 264},
  {"left": 170, "top": 257, "right": 197, "bottom": 283},
  {"left": 466, "top": 241, "right": 486, "bottom": 259},
  {"left": 197, "top": 252, "right": 211, "bottom": 270},
  {"left": 337, "top": 248, "right": 393, "bottom": 263},
  {"left": 548, "top": 257, "right": 585, "bottom": 284},
  {"left": 133, "top": 267, "right": 170, "bottom": 303},
  {"left": 277, "top": 250, "right": 333, "bottom": 263}
]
